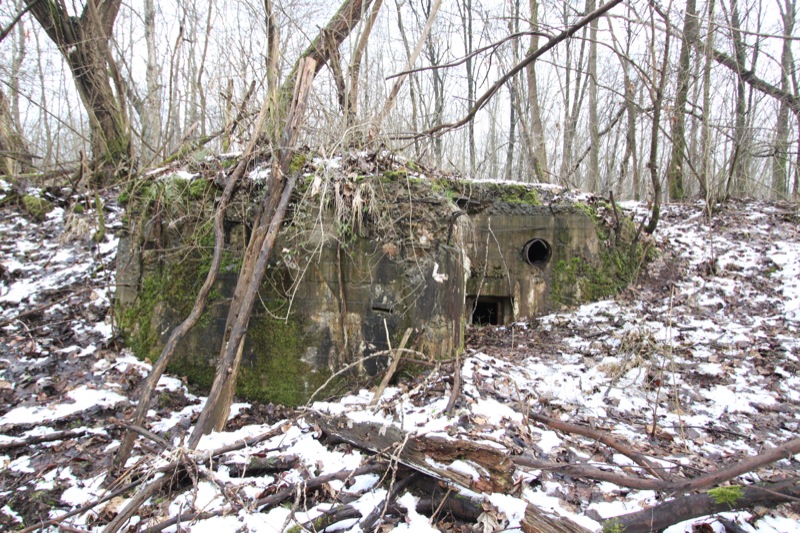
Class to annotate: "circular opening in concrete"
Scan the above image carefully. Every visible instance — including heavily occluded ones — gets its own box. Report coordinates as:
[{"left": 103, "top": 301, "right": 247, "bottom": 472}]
[{"left": 523, "top": 238, "right": 551, "bottom": 267}]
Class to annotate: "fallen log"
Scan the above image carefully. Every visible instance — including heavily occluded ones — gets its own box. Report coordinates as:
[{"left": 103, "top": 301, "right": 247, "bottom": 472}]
[
  {"left": 514, "top": 436, "right": 800, "bottom": 494},
  {"left": 359, "top": 472, "right": 419, "bottom": 530},
  {"left": 606, "top": 478, "right": 800, "bottom": 533},
  {"left": 0, "top": 428, "right": 87, "bottom": 451},
  {"left": 289, "top": 504, "right": 362, "bottom": 532},
  {"left": 414, "top": 483, "right": 592, "bottom": 532},
  {"left": 255, "top": 461, "right": 387, "bottom": 510},
  {"left": 143, "top": 461, "right": 387, "bottom": 532},
  {"left": 312, "top": 412, "right": 514, "bottom": 493},
  {"left": 223, "top": 453, "right": 299, "bottom": 478},
  {"left": 522, "top": 504, "right": 593, "bottom": 533}
]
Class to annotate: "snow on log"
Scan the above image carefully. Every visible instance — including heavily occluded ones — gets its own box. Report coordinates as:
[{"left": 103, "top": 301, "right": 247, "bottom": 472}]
[{"left": 311, "top": 413, "right": 514, "bottom": 493}]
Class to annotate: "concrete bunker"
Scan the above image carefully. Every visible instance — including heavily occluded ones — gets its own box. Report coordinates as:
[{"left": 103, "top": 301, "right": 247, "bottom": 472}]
[{"left": 115, "top": 154, "right": 648, "bottom": 405}]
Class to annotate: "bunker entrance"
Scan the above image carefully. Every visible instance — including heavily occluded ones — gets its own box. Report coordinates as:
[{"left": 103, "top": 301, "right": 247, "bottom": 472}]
[{"left": 469, "top": 296, "right": 512, "bottom": 325}]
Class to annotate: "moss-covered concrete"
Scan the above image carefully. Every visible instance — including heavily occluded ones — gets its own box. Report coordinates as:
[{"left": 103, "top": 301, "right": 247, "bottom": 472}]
[
  {"left": 550, "top": 201, "right": 649, "bottom": 307},
  {"left": 116, "top": 157, "right": 649, "bottom": 406}
]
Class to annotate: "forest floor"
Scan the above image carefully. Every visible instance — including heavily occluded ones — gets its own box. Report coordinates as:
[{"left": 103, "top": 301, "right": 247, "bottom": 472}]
[{"left": 0, "top": 176, "right": 799, "bottom": 532}]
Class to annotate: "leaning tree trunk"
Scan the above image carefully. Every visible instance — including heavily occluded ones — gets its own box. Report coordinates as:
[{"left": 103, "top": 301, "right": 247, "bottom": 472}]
[
  {"left": 25, "top": 0, "right": 130, "bottom": 182},
  {"left": 188, "top": 0, "right": 379, "bottom": 444},
  {"left": 67, "top": 36, "right": 130, "bottom": 178}
]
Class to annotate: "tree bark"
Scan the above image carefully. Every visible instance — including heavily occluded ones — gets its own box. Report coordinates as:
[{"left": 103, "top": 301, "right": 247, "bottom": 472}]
[
  {"left": 141, "top": 0, "right": 162, "bottom": 163},
  {"left": 0, "top": 88, "right": 31, "bottom": 176},
  {"left": 644, "top": 4, "right": 670, "bottom": 234},
  {"left": 283, "top": 0, "right": 376, "bottom": 97},
  {"left": 608, "top": 479, "right": 800, "bottom": 533},
  {"left": 312, "top": 413, "right": 515, "bottom": 493},
  {"left": 459, "top": 0, "right": 476, "bottom": 175},
  {"left": 667, "top": 0, "right": 698, "bottom": 201},
  {"left": 25, "top": 0, "right": 130, "bottom": 181},
  {"left": 772, "top": 0, "right": 795, "bottom": 199},
  {"left": 526, "top": 0, "right": 548, "bottom": 182},
  {"left": 725, "top": 0, "right": 749, "bottom": 198},
  {"left": 587, "top": 0, "right": 599, "bottom": 192},
  {"left": 505, "top": 0, "right": 520, "bottom": 181},
  {"left": 187, "top": 60, "right": 316, "bottom": 445},
  {"left": 186, "top": 0, "right": 382, "bottom": 441}
]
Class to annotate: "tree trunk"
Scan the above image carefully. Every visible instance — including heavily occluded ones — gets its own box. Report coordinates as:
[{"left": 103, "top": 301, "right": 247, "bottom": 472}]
[
  {"left": 25, "top": 0, "right": 130, "bottom": 182},
  {"left": 312, "top": 413, "right": 515, "bottom": 493},
  {"left": 526, "top": 0, "right": 548, "bottom": 182},
  {"left": 459, "top": 0, "right": 476, "bottom": 175},
  {"left": 645, "top": 4, "right": 670, "bottom": 234},
  {"left": 188, "top": 0, "right": 379, "bottom": 442},
  {"left": 667, "top": 0, "right": 698, "bottom": 201},
  {"left": 559, "top": 1, "right": 589, "bottom": 185},
  {"left": 345, "top": 0, "right": 383, "bottom": 142},
  {"left": 772, "top": 0, "right": 795, "bottom": 199},
  {"left": 587, "top": 0, "right": 599, "bottom": 192},
  {"left": 141, "top": 0, "right": 162, "bottom": 163},
  {"left": 699, "top": 0, "right": 716, "bottom": 201},
  {"left": 505, "top": 0, "right": 521, "bottom": 181},
  {"left": 726, "top": 0, "right": 749, "bottom": 198},
  {"left": 0, "top": 88, "right": 31, "bottom": 176},
  {"left": 609, "top": 480, "right": 800, "bottom": 533}
]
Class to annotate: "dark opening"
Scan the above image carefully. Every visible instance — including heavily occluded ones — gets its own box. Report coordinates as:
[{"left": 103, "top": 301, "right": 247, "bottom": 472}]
[
  {"left": 473, "top": 300, "right": 499, "bottom": 325},
  {"left": 523, "top": 238, "right": 552, "bottom": 267},
  {"left": 371, "top": 303, "right": 394, "bottom": 314},
  {"left": 470, "top": 297, "right": 511, "bottom": 325}
]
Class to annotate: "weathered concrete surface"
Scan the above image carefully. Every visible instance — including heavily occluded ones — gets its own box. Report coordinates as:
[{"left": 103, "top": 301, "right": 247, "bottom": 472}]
[
  {"left": 460, "top": 209, "right": 600, "bottom": 319},
  {"left": 115, "top": 156, "right": 645, "bottom": 405}
]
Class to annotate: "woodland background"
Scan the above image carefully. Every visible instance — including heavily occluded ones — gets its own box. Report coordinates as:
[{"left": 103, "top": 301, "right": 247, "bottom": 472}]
[{"left": 0, "top": 0, "right": 798, "bottom": 202}]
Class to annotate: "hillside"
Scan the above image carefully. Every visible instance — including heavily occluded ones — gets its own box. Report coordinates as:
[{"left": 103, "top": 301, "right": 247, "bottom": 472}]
[{"left": 0, "top": 178, "right": 798, "bottom": 532}]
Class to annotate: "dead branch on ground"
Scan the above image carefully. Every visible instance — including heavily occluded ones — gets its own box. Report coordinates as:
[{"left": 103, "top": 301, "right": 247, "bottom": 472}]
[{"left": 607, "top": 478, "right": 800, "bottom": 533}]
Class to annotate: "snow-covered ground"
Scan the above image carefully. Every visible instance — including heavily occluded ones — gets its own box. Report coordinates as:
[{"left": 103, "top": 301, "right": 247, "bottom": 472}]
[{"left": 1, "top": 183, "right": 798, "bottom": 532}]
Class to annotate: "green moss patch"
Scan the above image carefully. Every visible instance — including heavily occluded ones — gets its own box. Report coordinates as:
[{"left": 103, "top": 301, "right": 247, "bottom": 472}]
[
  {"left": 22, "top": 194, "right": 53, "bottom": 221},
  {"left": 551, "top": 203, "right": 649, "bottom": 307}
]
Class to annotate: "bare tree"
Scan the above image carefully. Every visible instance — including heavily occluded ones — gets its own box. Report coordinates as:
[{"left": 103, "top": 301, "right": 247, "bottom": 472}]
[
  {"left": 24, "top": 0, "right": 130, "bottom": 181},
  {"left": 0, "top": 87, "right": 31, "bottom": 176},
  {"left": 724, "top": 0, "right": 750, "bottom": 198},
  {"left": 526, "top": 0, "right": 549, "bottom": 182},
  {"left": 505, "top": 0, "right": 521, "bottom": 181},
  {"left": 587, "top": 0, "right": 599, "bottom": 192},
  {"left": 645, "top": 2, "right": 672, "bottom": 234},
  {"left": 667, "top": 0, "right": 699, "bottom": 201},
  {"left": 772, "top": 0, "right": 796, "bottom": 198},
  {"left": 457, "top": 0, "right": 477, "bottom": 175},
  {"left": 188, "top": 0, "right": 379, "bottom": 443}
]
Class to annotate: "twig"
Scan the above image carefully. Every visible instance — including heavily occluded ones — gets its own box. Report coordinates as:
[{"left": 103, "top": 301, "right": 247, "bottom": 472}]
[
  {"left": 255, "top": 462, "right": 386, "bottom": 510},
  {"left": 359, "top": 472, "right": 419, "bottom": 531},
  {"left": 293, "top": 504, "right": 362, "bottom": 532},
  {"left": 104, "top": 475, "right": 170, "bottom": 533},
  {"left": 514, "top": 436, "right": 800, "bottom": 494},
  {"left": 109, "top": 418, "right": 171, "bottom": 450},
  {"left": 0, "top": 428, "right": 87, "bottom": 452},
  {"left": 528, "top": 412, "right": 667, "bottom": 480},
  {"left": 304, "top": 349, "right": 426, "bottom": 406},
  {"left": 0, "top": 289, "right": 92, "bottom": 328},
  {"left": 16, "top": 479, "right": 142, "bottom": 533}
]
